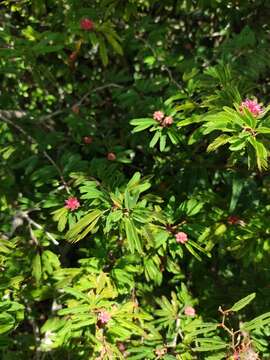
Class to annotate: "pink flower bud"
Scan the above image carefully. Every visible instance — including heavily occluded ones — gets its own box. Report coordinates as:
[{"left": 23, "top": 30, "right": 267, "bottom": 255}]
[
  {"left": 162, "top": 116, "right": 173, "bottom": 127},
  {"left": 153, "top": 111, "right": 164, "bottom": 122},
  {"left": 107, "top": 152, "right": 116, "bottom": 161},
  {"left": 155, "top": 348, "right": 167, "bottom": 357},
  {"left": 65, "top": 197, "right": 80, "bottom": 211},
  {"left": 239, "top": 99, "right": 263, "bottom": 117},
  {"left": 184, "top": 306, "right": 196, "bottom": 316},
  {"left": 175, "top": 231, "right": 188, "bottom": 244},
  {"left": 80, "top": 18, "right": 94, "bottom": 31},
  {"left": 117, "top": 342, "right": 126, "bottom": 353},
  {"left": 98, "top": 310, "right": 111, "bottom": 324},
  {"left": 83, "top": 136, "right": 93, "bottom": 144}
]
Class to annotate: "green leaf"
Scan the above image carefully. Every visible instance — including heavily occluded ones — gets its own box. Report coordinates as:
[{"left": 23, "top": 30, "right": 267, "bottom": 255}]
[
  {"left": 248, "top": 137, "right": 268, "bottom": 170},
  {"left": 98, "top": 37, "right": 109, "bottom": 66},
  {"left": 126, "top": 172, "right": 141, "bottom": 190},
  {"left": 62, "top": 287, "right": 91, "bottom": 303},
  {"left": 66, "top": 209, "right": 103, "bottom": 242},
  {"left": 241, "top": 311, "right": 270, "bottom": 331},
  {"left": 149, "top": 131, "right": 161, "bottom": 148},
  {"left": 229, "top": 175, "right": 243, "bottom": 213},
  {"left": 167, "top": 129, "right": 180, "bottom": 144},
  {"left": 229, "top": 292, "right": 256, "bottom": 312},
  {"left": 159, "top": 134, "right": 167, "bottom": 151},
  {"left": 185, "top": 243, "right": 202, "bottom": 261},
  {"left": 130, "top": 118, "right": 156, "bottom": 126},
  {"left": 228, "top": 137, "right": 247, "bottom": 151},
  {"left": 207, "top": 134, "right": 230, "bottom": 152},
  {"left": 104, "top": 33, "right": 123, "bottom": 55},
  {"left": 257, "top": 126, "right": 270, "bottom": 134},
  {"left": 132, "top": 124, "right": 154, "bottom": 133},
  {"left": 0, "top": 313, "right": 15, "bottom": 335},
  {"left": 32, "top": 253, "right": 42, "bottom": 284},
  {"left": 188, "top": 239, "right": 209, "bottom": 257},
  {"left": 124, "top": 217, "right": 142, "bottom": 254},
  {"left": 194, "top": 344, "right": 227, "bottom": 352}
]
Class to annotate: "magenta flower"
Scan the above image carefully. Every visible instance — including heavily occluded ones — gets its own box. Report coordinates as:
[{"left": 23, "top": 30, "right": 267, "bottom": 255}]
[
  {"left": 184, "top": 306, "right": 196, "bottom": 316},
  {"left": 175, "top": 231, "right": 188, "bottom": 244},
  {"left": 80, "top": 18, "right": 94, "bottom": 31},
  {"left": 153, "top": 111, "right": 164, "bottom": 122},
  {"left": 98, "top": 310, "right": 111, "bottom": 324},
  {"left": 240, "top": 99, "right": 263, "bottom": 117},
  {"left": 65, "top": 197, "right": 80, "bottom": 211},
  {"left": 162, "top": 116, "right": 174, "bottom": 127}
]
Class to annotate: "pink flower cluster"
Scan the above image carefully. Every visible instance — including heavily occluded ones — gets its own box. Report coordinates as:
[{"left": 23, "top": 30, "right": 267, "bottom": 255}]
[
  {"left": 65, "top": 197, "right": 80, "bottom": 211},
  {"left": 98, "top": 310, "right": 111, "bottom": 324},
  {"left": 175, "top": 231, "right": 188, "bottom": 244},
  {"left": 80, "top": 18, "right": 94, "bottom": 31},
  {"left": 240, "top": 98, "right": 262, "bottom": 117},
  {"left": 153, "top": 111, "right": 174, "bottom": 127},
  {"left": 184, "top": 306, "right": 196, "bottom": 316}
]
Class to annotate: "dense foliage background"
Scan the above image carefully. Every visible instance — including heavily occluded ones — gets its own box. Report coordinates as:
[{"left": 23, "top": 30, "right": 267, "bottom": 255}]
[{"left": 1, "top": 0, "right": 270, "bottom": 359}]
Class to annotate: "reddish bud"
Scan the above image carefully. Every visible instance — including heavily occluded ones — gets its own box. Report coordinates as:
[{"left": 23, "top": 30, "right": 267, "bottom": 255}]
[
  {"left": 72, "top": 105, "right": 80, "bottom": 114},
  {"left": 184, "top": 43, "right": 192, "bottom": 50},
  {"left": 227, "top": 215, "right": 246, "bottom": 226},
  {"left": 69, "top": 52, "right": 77, "bottom": 62},
  {"left": 83, "top": 136, "right": 93, "bottom": 144},
  {"left": 107, "top": 152, "right": 116, "bottom": 161},
  {"left": 80, "top": 18, "right": 94, "bottom": 31}
]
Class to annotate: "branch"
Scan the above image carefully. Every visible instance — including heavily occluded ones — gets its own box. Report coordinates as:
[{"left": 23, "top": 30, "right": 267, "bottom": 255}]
[
  {"left": 0, "top": 83, "right": 123, "bottom": 193},
  {"left": 21, "top": 212, "right": 59, "bottom": 245},
  {"left": 0, "top": 114, "right": 70, "bottom": 194},
  {"left": 74, "top": 83, "right": 124, "bottom": 108}
]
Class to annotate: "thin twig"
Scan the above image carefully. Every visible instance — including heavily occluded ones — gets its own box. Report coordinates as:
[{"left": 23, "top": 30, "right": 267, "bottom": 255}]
[
  {"left": 21, "top": 212, "right": 59, "bottom": 245},
  {"left": 39, "top": 83, "right": 124, "bottom": 121},
  {"left": 74, "top": 83, "right": 123, "bottom": 107},
  {"left": 171, "top": 317, "right": 182, "bottom": 347}
]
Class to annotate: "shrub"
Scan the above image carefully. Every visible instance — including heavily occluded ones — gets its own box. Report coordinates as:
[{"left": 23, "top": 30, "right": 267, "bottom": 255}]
[{"left": 1, "top": 1, "right": 270, "bottom": 359}]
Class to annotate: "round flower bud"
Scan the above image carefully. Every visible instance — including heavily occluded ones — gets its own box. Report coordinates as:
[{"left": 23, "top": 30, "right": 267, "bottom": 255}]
[
  {"left": 184, "top": 306, "right": 196, "bottom": 316},
  {"left": 107, "top": 152, "right": 116, "bottom": 161},
  {"left": 175, "top": 231, "right": 188, "bottom": 244},
  {"left": 80, "top": 18, "right": 94, "bottom": 31},
  {"left": 83, "top": 136, "right": 93, "bottom": 144}
]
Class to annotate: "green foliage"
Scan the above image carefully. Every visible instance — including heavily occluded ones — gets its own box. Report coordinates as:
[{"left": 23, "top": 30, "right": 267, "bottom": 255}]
[{"left": 1, "top": 0, "right": 270, "bottom": 359}]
